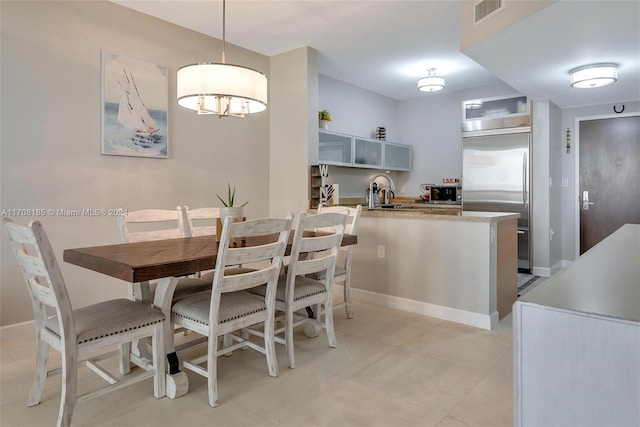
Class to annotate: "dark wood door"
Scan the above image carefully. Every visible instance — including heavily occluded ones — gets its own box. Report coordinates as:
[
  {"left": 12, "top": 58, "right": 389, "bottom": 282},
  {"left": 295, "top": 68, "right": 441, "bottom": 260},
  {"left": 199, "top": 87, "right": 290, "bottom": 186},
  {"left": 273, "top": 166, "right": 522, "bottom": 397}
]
[{"left": 580, "top": 115, "right": 640, "bottom": 254}]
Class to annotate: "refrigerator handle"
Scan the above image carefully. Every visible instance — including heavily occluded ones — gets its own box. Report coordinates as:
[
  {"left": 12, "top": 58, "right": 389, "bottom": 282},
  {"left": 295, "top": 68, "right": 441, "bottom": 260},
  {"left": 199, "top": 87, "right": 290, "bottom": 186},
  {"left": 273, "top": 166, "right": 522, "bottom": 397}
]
[{"left": 522, "top": 152, "right": 528, "bottom": 209}]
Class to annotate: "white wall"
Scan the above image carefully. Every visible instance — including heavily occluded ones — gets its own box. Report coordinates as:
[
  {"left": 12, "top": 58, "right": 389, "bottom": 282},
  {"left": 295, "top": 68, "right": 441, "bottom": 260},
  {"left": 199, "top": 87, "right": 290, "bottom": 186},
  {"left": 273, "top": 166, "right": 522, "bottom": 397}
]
[
  {"left": 548, "top": 102, "right": 563, "bottom": 269},
  {"left": 0, "top": 1, "right": 271, "bottom": 326},
  {"left": 531, "top": 100, "right": 563, "bottom": 276},
  {"left": 319, "top": 74, "right": 399, "bottom": 142},
  {"left": 269, "top": 47, "right": 317, "bottom": 218}
]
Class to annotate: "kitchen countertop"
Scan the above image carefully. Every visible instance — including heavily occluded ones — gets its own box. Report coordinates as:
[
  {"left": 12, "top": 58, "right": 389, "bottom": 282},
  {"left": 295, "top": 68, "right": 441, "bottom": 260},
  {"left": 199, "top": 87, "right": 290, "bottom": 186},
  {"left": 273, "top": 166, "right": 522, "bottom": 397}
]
[
  {"left": 360, "top": 208, "right": 519, "bottom": 223},
  {"left": 328, "top": 197, "right": 517, "bottom": 222}
]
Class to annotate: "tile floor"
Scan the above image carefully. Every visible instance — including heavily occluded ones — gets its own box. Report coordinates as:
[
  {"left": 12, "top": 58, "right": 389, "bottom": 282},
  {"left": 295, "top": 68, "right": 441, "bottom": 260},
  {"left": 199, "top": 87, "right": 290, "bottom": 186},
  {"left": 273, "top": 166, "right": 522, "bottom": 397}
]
[{"left": 1, "top": 301, "right": 514, "bottom": 426}]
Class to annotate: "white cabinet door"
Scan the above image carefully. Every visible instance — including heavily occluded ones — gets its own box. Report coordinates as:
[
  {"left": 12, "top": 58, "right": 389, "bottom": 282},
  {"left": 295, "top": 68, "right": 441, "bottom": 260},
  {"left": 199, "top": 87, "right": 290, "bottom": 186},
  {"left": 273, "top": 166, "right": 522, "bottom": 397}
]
[
  {"left": 354, "top": 137, "right": 382, "bottom": 168},
  {"left": 319, "top": 130, "right": 352, "bottom": 166},
  {"left": 384, "top": 142, "right": 411, "bottom": 171}
]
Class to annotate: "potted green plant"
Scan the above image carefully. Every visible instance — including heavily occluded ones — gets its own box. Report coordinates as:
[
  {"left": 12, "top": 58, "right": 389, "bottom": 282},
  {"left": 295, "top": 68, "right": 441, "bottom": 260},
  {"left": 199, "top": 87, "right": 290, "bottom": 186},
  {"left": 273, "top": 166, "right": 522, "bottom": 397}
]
[
  {"left": 318, "top": 110, "right": 332, "bottom": 129},
  {"left": 216, "top": 183, "right": 248, "bottom": 241}
]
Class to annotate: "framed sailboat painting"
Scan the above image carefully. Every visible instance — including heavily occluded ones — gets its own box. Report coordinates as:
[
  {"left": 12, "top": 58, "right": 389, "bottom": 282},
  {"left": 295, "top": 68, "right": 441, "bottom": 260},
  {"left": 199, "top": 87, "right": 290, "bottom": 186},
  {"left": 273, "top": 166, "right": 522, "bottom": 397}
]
[{"left": 101, "top": 51, "right": 168, "bottom": 158}]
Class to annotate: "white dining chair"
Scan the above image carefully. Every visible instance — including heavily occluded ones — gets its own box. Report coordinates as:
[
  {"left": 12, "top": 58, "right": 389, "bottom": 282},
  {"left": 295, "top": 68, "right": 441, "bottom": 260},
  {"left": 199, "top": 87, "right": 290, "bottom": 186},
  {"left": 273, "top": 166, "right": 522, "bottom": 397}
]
[
  {"left": 312, "top": 205, "right": 362, "bottom": 318},
  {"left": 182, "top": 205, "right": 253, "bottom": 282},
  {"left": 117, "top": 207, "right": 212, "bottom": 302},
  {"left": 117, "top": 207, "right": 211, "bottom": 372},
  {"left": 3, "top": 218, "right": 166, "bottom": 427},
  {"left": 182, "top": 206, "right": 220, "bottom": 238},
  {"left": 249, "top": 211, "right": 347, "bottom": 369},
  {"left": 169, "top": 214, "right": 293, "bottom": 407}
]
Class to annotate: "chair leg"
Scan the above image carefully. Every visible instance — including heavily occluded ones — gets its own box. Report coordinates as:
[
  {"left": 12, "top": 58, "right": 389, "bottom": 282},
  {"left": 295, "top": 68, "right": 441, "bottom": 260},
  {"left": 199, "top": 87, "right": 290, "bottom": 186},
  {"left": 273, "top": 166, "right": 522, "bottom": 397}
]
[
  {"left": 57, "top": 345, "right": 77, "bottom": 427},
  {"left": 152, "top": 323, "right": 166, "bottom": 398},
  {"left": 344, "top": 277, "right": 353, "bottom": 319},
  {"left": 240, "top": 328, "right": 250, "bottom": 351},
  {"left": 119, "top": 342, "right": 131, "bottom": 375},
  {"left": 285, "top": 306, "right": 296, "bottom": 369},
  {"left": 207, "top": 333, "right": 219, "bottom": 408},
  {"left": 264, "top": 313, "right": 279, "bottom": 378},
  {"left": 27, "top": 334, "right": 49, "bottom": 407},
  {"left": 222, "top": 334, "right": 233, "bottom": 357},
  {"left": 325, "top": 298, "right": 338, "bottom": 348}
]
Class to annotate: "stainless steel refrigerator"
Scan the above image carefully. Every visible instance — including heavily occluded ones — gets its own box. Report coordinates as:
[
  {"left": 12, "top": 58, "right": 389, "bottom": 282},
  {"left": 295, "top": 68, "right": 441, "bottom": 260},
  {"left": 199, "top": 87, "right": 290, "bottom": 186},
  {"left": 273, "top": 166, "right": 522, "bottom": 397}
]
[{"left": 462, "top": 128, "right": 532, "bottom": 271}]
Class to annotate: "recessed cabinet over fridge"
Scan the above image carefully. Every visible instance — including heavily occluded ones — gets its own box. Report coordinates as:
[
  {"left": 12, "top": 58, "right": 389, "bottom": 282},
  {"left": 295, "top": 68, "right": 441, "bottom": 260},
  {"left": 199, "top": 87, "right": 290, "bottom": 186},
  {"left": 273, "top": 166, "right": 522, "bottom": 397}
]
[{"left": 318, "top": 129, "right": 411, "bottom": 171}]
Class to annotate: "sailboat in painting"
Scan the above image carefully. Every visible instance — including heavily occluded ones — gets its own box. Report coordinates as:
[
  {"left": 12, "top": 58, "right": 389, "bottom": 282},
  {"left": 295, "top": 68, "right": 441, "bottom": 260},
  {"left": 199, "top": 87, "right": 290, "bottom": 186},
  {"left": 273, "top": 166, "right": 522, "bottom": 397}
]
[{"left": 116, "top": 68, "right": 162, "bottom": 147}]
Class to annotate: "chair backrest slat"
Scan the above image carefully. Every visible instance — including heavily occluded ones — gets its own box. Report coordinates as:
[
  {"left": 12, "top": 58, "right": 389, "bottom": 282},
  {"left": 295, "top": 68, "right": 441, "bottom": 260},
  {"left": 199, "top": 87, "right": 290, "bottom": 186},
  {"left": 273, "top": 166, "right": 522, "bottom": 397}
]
[
  {"left": 220, "top": 266, "right": 279, "bottom": 293},
  {"left": 213, "top": 215, "right": 293, "bottom": 295},
  {"left": 182, "top": 206, "right": 220, "bottom": 237},
  {"left": 118, "top": 207, "right": 184, "bottom": 243},
  {"left": 287, "top": 211, "right": 347, "bottom": 284},
  {"left": 14, "top": 249, "right": 49, "bottom": 277},
  {"left": 317, "top": 205, "right": 362, "bottom": 253},
  {"left": 3, "top": 218, "right": 76, "bottom": 340},
  {"left": 224, "top": 242, "right": 286, "bottom": 267}
]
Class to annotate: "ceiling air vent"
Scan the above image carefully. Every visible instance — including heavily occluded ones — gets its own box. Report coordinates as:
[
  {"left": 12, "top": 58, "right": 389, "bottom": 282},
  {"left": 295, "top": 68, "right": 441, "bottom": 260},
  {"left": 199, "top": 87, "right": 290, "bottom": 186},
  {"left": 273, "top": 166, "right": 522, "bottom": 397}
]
[{"left": 474, "top": 0, "right": 504, "bottom": 24}]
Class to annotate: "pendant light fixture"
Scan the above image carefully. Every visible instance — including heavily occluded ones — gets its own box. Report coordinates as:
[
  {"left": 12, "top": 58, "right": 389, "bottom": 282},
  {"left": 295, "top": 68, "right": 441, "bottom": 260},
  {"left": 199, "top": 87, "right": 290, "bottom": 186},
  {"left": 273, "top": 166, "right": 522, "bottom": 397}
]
[
  {"left": 570, "top": 63, "right": 618, "bottom": 89},
  {"left": 176, "top": 0, "right": 267, "bottom": 118},
  {"left": 418, "top": 68, "right": 445, "bottom": 92}
]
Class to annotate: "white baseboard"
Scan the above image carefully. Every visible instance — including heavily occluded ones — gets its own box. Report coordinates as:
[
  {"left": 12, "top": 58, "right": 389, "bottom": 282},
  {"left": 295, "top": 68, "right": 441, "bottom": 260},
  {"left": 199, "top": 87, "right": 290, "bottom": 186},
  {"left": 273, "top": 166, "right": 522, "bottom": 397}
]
[
  {"left": 532, "top": 267, "right": 551, "bottom": 277},
  {"left": 335, "top": 285, "right": 497, "bottom": 330},
  {"left": 533, "top": 260, "right": 571, "bottom": 278}
]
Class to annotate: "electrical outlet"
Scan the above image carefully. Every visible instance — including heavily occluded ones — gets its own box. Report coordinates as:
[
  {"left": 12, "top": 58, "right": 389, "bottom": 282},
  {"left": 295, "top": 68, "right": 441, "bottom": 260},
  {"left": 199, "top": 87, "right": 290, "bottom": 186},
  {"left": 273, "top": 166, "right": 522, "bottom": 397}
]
[
  {"left": 562, "top": 178, "right": 569, "bottom": 187},
  {"left": 400, "top": 186, "right": 406, "bottom": 194},
  {"left": 377, "top": 245, "right": 385, "bottom": 259}
]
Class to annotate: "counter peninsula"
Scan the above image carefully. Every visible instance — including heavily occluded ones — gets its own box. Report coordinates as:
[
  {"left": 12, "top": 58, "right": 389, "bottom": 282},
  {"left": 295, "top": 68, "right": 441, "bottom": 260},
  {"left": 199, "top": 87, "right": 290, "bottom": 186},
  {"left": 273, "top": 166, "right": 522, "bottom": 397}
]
[
  {"left": 346, "top": 207, "right": 519, "bottom": 330},
  {"left": 513, "top": 224, "right": 639, "bottom": 426}
]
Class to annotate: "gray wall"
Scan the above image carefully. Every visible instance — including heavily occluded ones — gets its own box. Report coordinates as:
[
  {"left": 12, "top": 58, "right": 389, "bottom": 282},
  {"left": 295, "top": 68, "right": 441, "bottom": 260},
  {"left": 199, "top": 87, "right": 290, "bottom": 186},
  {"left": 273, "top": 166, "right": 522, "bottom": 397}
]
[
  {"left": 0, "top": 1, "right": 271, "bottom": 325},
  {"left": 531, "top": 100, "right": 563, "bottom": 276}
]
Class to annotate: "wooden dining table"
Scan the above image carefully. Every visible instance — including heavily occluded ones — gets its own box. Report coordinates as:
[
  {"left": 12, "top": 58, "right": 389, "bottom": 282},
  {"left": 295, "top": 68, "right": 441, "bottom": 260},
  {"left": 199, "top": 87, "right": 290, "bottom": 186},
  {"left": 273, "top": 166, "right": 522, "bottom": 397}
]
[{"left": 63, "top": 231, "right": 357, "bottom": 398}]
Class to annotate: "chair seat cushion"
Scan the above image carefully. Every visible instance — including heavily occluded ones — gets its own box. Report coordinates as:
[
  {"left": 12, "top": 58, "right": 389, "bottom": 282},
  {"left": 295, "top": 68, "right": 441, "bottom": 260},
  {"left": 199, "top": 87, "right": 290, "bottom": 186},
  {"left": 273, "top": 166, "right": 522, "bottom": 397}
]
[
  {"left": 171, "top": 291, "right": 266, "bottom": 327},
  {"left": 249, "top": 275, "right": 326, "bottom": 303},
  {"left": 198, "top": 268, "right": 257, "bottom": 284},
  {"left": 172, "top": 278, "right": 212, "bottom": 301},
  {"left": 46, "top": 299, "right": 164, "bottom": 345},
  {"left": 306, "top": 266, "right": 347, "bottom": 281}
]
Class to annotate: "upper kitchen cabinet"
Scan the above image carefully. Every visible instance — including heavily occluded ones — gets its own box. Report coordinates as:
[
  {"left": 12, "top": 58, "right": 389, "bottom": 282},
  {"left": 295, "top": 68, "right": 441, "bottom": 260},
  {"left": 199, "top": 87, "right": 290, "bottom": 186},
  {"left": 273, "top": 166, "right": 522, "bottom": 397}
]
[
  {"left": 318, "top": 129, "right": 411, "bottom": 171},
  {"left": 462, "top": 94, "right": 530, "bottom": 132},
  {"left": 354, "top": 137, "right": 382, "bottom": 168},
  {"left": 384, "top": 142, "right": 411, "bottom": 171},
  {"left": 319, "top": 130, "right": 352, "bottom": 165}
]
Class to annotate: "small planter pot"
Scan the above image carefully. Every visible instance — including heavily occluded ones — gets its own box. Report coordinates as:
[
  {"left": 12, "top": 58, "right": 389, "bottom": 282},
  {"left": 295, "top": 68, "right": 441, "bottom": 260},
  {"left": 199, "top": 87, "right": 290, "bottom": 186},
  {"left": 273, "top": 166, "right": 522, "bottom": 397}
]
[
  {"left": 319, "top": 119, "right": 329, "bottom": 130},
  {"left": 216, "top": 207, "right": 245, "bottom": 242}
]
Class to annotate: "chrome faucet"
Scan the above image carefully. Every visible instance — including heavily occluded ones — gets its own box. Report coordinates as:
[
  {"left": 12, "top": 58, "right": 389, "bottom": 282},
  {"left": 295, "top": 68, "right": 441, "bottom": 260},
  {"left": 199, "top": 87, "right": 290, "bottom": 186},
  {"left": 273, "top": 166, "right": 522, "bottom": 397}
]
[{"left": 368, "top": 173, "right": 396, "bottom": 210}]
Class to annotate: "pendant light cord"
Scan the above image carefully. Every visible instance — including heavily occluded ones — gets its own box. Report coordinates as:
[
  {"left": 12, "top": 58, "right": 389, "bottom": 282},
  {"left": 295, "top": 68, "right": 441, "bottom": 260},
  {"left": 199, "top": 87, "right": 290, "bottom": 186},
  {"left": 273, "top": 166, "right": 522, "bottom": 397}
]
[{"left": 221, "top": 0, "right": 226, "bottom": 64}]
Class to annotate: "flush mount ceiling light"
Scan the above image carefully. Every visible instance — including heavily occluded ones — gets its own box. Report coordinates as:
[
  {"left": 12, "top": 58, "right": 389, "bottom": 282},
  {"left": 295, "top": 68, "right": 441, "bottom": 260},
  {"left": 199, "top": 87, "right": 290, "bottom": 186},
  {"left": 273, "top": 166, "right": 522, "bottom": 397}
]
[
  {"left": 418, "top": 68, "right": 445, "bottom": 92},
  {"left": 176, "top": 0, "right": 267, "bottom": 118},
  {"left": 570, "top": 63, "right": 618, "bottom": 89}
]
